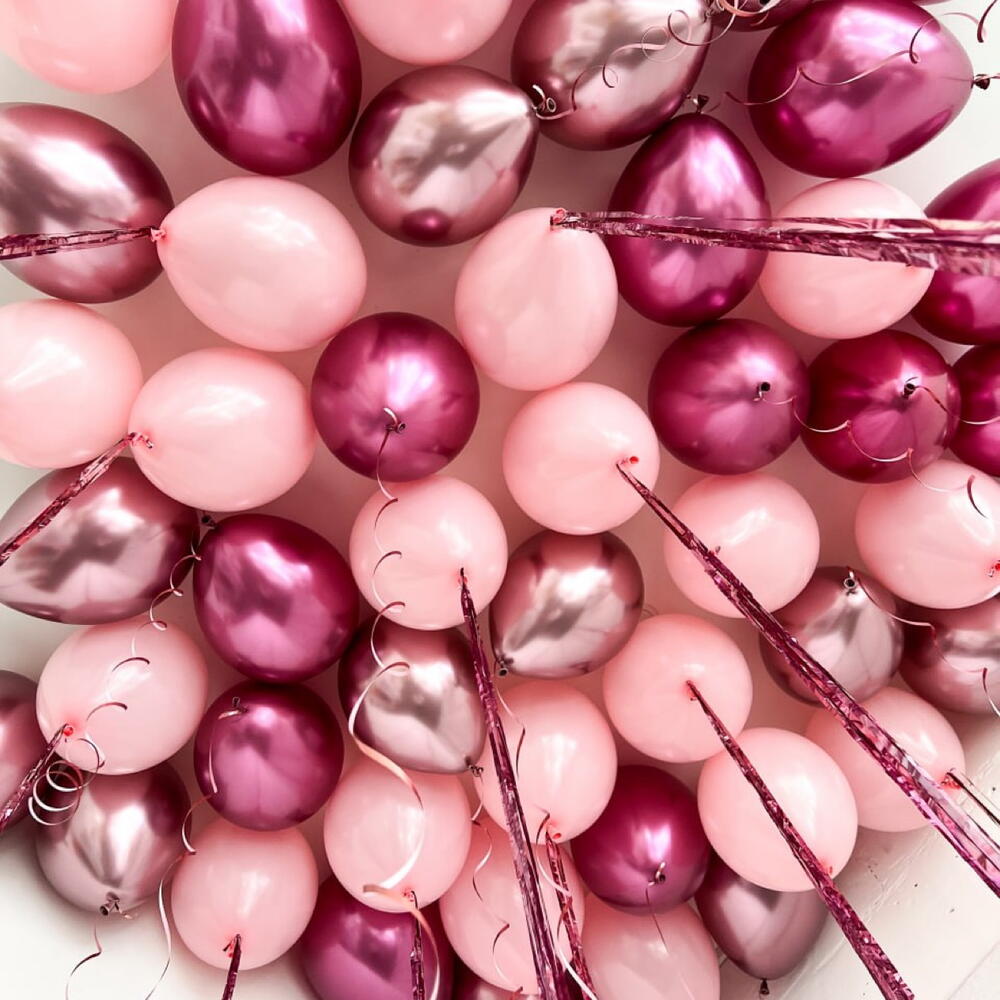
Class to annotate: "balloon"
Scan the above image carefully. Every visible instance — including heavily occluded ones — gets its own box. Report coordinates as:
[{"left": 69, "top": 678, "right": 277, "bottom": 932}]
[
  {"left": 350, "top": 66, "right": 538, "bottom": 246},
  {"left": 311, "top": 312, "right": 480, "bottom": 481},
  {"left": 603, "top": 614, "right": 752, "bottom": 763},
  {"left": 0, "top": 0, "right": 175, "bottom": 93},
  {"left": 572, "top": 765, "right": 709, "bottom": 913},
  {"left": 194, "top": 681, "right": 344, "bottom": 831},
  {"left": 157, "top": 177, "right": 366, "bottom": 352},
  {"left": 748, "top": 0, "right": 972, "bottom": 177},
  {"left": 695, "top": 855, "right": 827, "bottom": 981},
  {"left": 663, "top": 473, "right": 820, "bottom": 618},
  {"left": 0, "top": 459, "right": 199, "bottom": 626},
  {"left": 454, "top": 965, "right": 545, "bottom": 1000},
  {"left": 648, "top": 319, "right": 809, "bottom": 475},
  {"left": 475, "top": 681, "right": 617, "bottom": 841},
  {"left": 0, "top": 300, "right": 143, "bottom": 470},
  {"left": 721, "top": 0, "right": 815, "bottom": 31},
  {"left": 607, "top": 115, "right": 769, "bottom": 327},
  {"left": 128, "top": 347, "right": 317, "bottom": 512},
  {"left": 0, "top": 671, "right": 45, "bottom": 829},
  {"left": 172, "top": 0, "right": 361, "bottom": 176},
  {"left": 502, "top": 382, "right": 660, "bottom": 535},
  {"left": 697, "top": 727, "right": 858, "bottom": 892},
  {"left": 950, "top": 346, "right": 1000, "bottom": 476},
  {"left": 323, "top": 758, "right": 471, "bottom": 912},
  {"left": 759, "top": 566, "right": 902, "bottom": 704},
  {"left": 35, "top": 763, "right": 189, "bottom": 912},
  {"left": 489, "top": 529, "right": 644, "bottom": 680},
  {"left": 36, "top": 618, "right": 209, "bottom": 775},
  {"left": 171, "top": 819, "right": 319, "bottom": 970},
  {"left": 338, "top": 618, "right": 485, "bottom": 774},
  {"left": 349, "top": 476, "right": 507, "bottom": 631},
  {"left": 510, "top": 0, "right": 709, "bottom": 150},
  {"left": 0, "top": 103, "right": 172, "bottom": 302},
  {"left": 806, "top": 687, "right": 965, "bottom": 832},
  {"left": 301, "top": 876, "right": 455, "bottom": 1000},
  {"left": 193, "top": 513, "right": 358, "bottom": 683},
  {"left": 854, "top": 459, "right": 1000, "bottom": 609},
  {"left": 453, "top": 207, "right": 618, "bottom": 391},
  {"left": 759, "top": 179, "right": 933, "bottom": 340}
]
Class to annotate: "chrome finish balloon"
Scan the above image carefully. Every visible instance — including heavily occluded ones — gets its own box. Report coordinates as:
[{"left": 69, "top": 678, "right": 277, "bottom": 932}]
[
  {"left": 951, "top": 346, "right": 1000, "bottom": 477},
  {"left": 0, "top": 671, "right": 45, "bottom": 829}
]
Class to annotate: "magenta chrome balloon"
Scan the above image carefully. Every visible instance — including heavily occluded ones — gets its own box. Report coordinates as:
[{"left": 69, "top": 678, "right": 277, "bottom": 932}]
[
  {"left": 951, "top": 346, "right": 1000, "bottom": 475},
  {"left": 0, "top": 671, "right": 45, "bottom": 829}
]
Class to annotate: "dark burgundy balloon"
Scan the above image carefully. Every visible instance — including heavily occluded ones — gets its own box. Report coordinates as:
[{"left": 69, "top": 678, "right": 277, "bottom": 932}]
[
  {"left": 172, "top": 0, "right": 361, "bottom": 176},
  {"left": 648, "top": 318, "right": 809, "bottom": 474},
  {"left": 748, "top": 0, "right": 972, "bottom": 177},
  {"left": 311, "top": 313, "right": 480, "bottom": 482},
  {"left": 0, "top": 671, "right": 45, "bottom": 829},
  {"left": 951, "top": 346, "right": 1000, "bottom": 475},
  {"left": 571, "top": 765, "right": 709, "bottom": 913},
  {"left": 803, "top": 329, "right": 959, "bottom": 482},
  {"left": 194, "top": 514, "right": 358, "bottom": 683},
  {"left": 607, "top": 114, "right": 769, "bottom": 328}
]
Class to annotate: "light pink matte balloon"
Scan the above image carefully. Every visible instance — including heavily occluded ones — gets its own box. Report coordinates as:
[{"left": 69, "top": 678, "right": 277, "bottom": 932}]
[
  {"left": 759, "top": 179, "right": 933, "bottom": 340},
  {"left": 128, "top": 347, "right": 316, "bottom": 512},
  {"left": 697, "top": 727, "right": 858, "bottom": 892},
  {"left": 806, "top": 687, "right": 966, "bottom": 833},
  {"left": 349, "top": 475, "right": 508, "bottom": 630},
  {"left": 171, "top": 819, "right": 319, "bottom": 971},
  {"left": 454, "top": 207, "right": 617, "bottom": 391},
  {"left": 157, "top": 177, "right": 366, "bottom": 352},
  {"left": 602, "top": 614, "right": 753, "bottom": 763},
  {"left": 0, "top": 300, "right": 142, "bottom": 469},
  {"left": 323, "top": 757, "right": 471, "bottom": 913},
  {"left": 35, "top": 618, "right": 208, "bottom": 775},
  {"left": 663, "top": 473, "right": 820, "bottom": 618},
  {"left": 475, "top": 681, "right": 617, "bottom": 841},
  {"left": 0, "top": 0, "right": 175, "bottom": 93},
  {"left": 583, "top": 895, "right": 720, "bottom": 1000},
  {"left": 854, "top": 459, "right": 1000, "bottom": 609},
  {"left": 439, "top": 818, "right": 583, "bottom": 993},
  {"left": 502, "top": 382, "right": 661, "bottom": 534}
]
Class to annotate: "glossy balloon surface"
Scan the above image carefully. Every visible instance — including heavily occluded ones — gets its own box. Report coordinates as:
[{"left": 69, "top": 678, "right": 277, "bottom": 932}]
[
  {"left": 950, "top": 345, "right": 1000, "bottom": 476},
  {"left": 0, "top": 671, "right": 45, "bottom": 829}
]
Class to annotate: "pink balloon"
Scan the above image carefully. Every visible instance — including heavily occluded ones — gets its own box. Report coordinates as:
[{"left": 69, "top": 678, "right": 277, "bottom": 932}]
[
  {"left": 454, "top": 207, "right": 617, "bottom": 391},
  {"left": 323, "top": 758, "right": 471, "bottom": 913},
  {"left": 502, "top": 382, "right": 660, "bottom": 534},
  {"left": 759, "top": 179, "right": 933, "bottom": 340},
  {"left": 128, "top": 347, "right": 316, "bottom": 512},
  {"left": 157, "top": 177, "right": 366, "bottom": 352},
  {"left": 582, "top": 895, "right": 720, "bottom": 1000},
  {"left": 603, "top": 614, "right": 753, "bottom": 763},
  {"left": 698, "top": 727, "right": 858, "bottom": 892},
  {"left": 0, "top": 300, "right": 142, "bottom": 469},
  {"left": 35, "top": 618, "right": 208, "bottom": 775},
  {"left": 663, "top": 473, "right": 820, "bottom": 618},
  {"left": 475, "top": 681, "right": 617, "bottom": 841},
  {"left": 171, "top": 819, "right": 318, "bottom": 970},
  {"left": 806, "top": 687, "right": 965, "bottom": 832},
  {"left": 854, "top": 459, "right": 1000, "bottom": 609},
  {"left": 349, "top": 476, "right": 507, "bottom": 630}
]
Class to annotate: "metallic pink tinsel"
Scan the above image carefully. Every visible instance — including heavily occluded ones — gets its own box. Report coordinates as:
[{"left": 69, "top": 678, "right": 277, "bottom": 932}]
[{"left": 0, "top": 226, "right": 156, "bottom": 261}]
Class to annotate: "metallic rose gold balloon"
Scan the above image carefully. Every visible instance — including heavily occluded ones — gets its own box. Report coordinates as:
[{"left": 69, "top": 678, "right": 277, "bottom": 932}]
[
  {"left": 0, "top": 671, "right": 45, "bottom": 829},
  {"left": 0, "top": 103, "right": 172, "bottom": 303},
  {"left": 349, "top": 66, "right": 538, "bottom": 246},
  {"left": 489, "top": 530, "right": 644, "bottom": 679}
]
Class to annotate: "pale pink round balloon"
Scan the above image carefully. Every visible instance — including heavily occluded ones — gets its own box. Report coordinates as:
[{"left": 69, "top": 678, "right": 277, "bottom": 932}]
[
  {"left": 0, "top": 0, "right": 175, "bottom": 93},
  {"left": 806, "top": 687, "right": 965, "bottom": 833},
  {"left": 323, "top": 758, "right": 471, "bottom": 913},
  {"left": 697, "top": 727, "right": 858, "bottom": 892},
  {"left": 128, "top": 347, "right": 316, "bottom": 512},
  {"left": 502, "top": 382, "right": 660, "bottom": 534},
  {"left": 603, "top": 614, "right": 753, "bottom": 763},
  {"left": 855, "top": 459, "right": 1000, "bottom": 609},
  {"left": 475, "top": 681, "right": 617, "bottom": 841},
  {"left": 759, "top": 179, "right": 933, "bottom": 340},
  {"left": 583, "top": 895, "right": 720, "bottom": 1000},
  {"left": 171, "top": 819, "right": 318, "bottom": 971},
  {"left": 454, "top": 207, "right": 617, "bottom": 390},
  {"left": 35, "top": 618, "right": 208, "bottom": 775},
  {"left": 349, "top": 475, "right": 507, "bottom": 630},
  {"left": 663, "top": 473, "right": 820, "bottom": 618},
  {"left": 0, "top": 300, "right": 142, "bottom": 469},
  {"left": 157, "top": 177, "right": 366, "bottom": 352}
]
